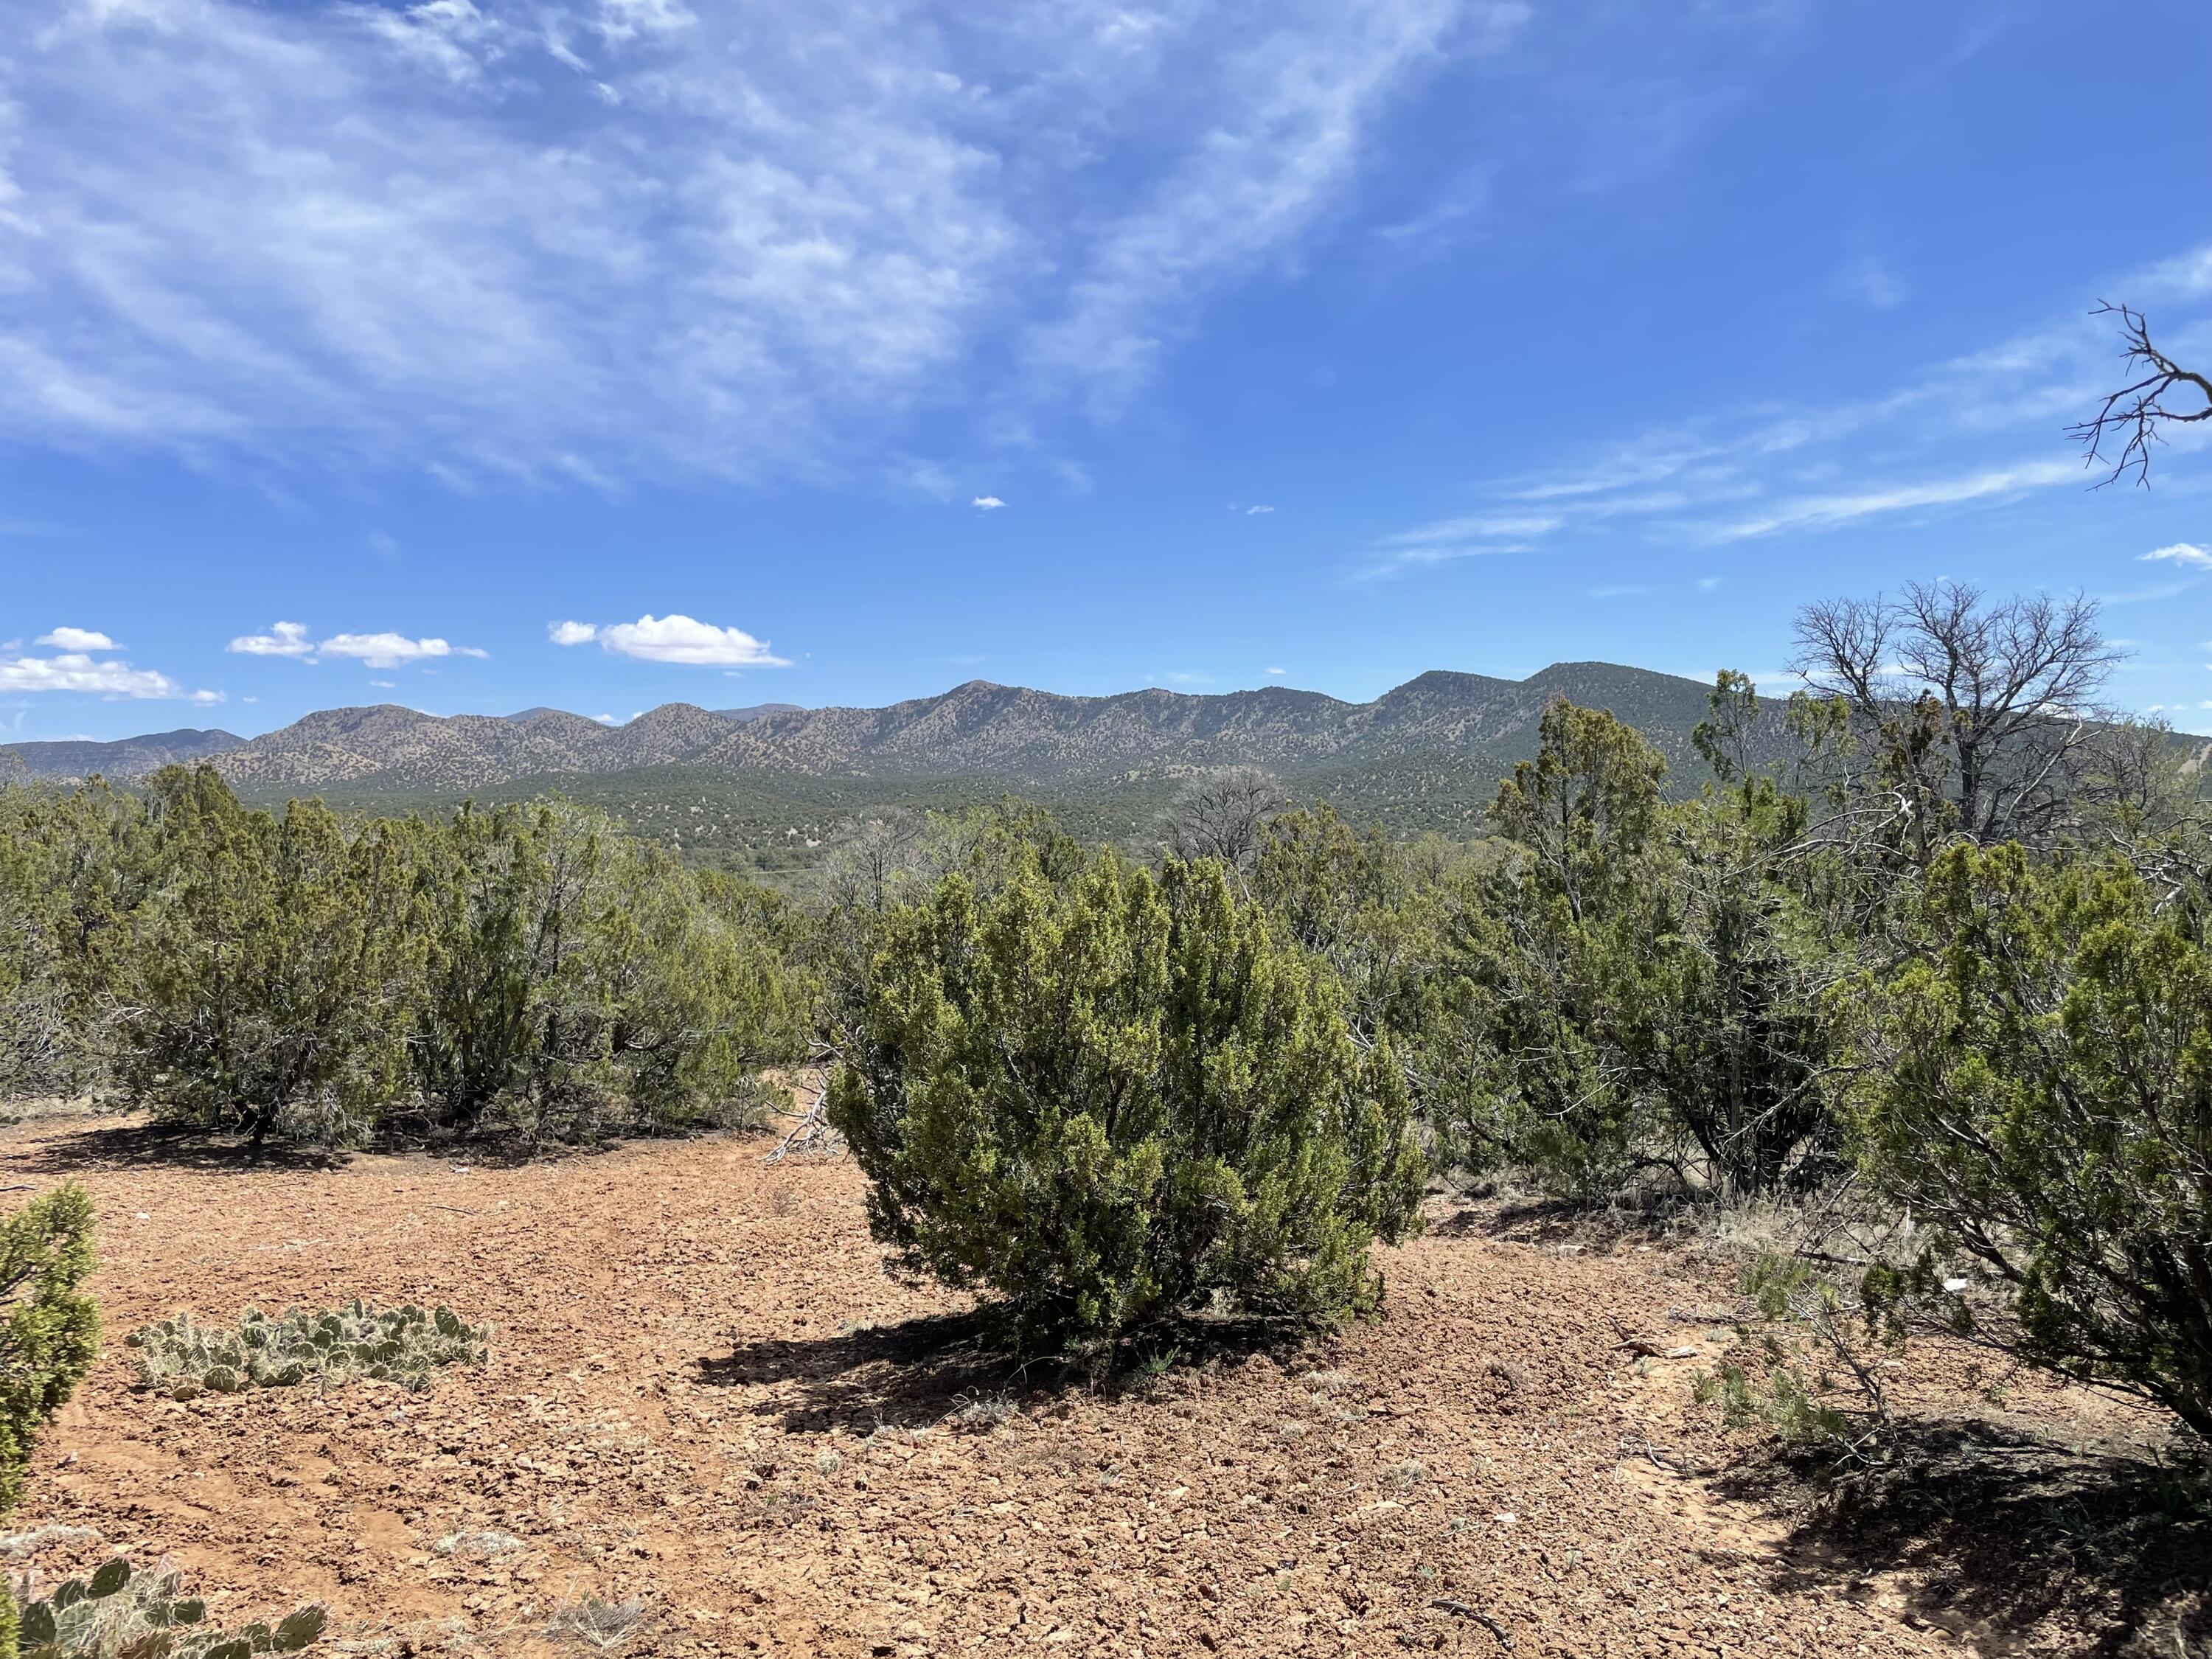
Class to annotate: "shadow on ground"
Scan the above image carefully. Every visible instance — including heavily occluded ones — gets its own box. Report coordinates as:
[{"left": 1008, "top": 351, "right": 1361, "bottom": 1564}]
[
  {"left": 696, "top": 1311, "right": 1011, "bottom": 1434},
  {"left": 4, "top": 1118, "right": 353, "bottom": 1175},
  {"left": 1, "top": 1112, "right": 759, "bottom": 1177},
  {"left": 1713, "top": 1419, "right": 2211, "bottom": 1656},
  {"left": 695, "top": 1308, "right": 1320, "bottom": 1437}
]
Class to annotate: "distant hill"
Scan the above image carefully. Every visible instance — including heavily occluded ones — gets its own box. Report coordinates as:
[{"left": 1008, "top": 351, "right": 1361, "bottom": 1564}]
[
  {"left": 715, "top": 703, "right": 804, "bottom": 723},
  {"left": 0, "top": 727, "right": 245, "bottom": 782},
  {"left": 198, "top": 662, "right": 1757, "bottom": 798},
  {"left": 5, "top": 667, "right": 1790, "bottom": 870}
]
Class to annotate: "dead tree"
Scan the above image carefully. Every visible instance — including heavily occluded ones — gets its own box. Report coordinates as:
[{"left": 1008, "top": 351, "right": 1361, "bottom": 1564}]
[
  {"left": 2071, "top": 301, "right": 2212, "bottom": 487},
  {"left": 1159, "top": 766, "right": 1290, "bottom": 888},
  {"left": 1792, "top": 581, "right": 2124, "bottom": 846}
]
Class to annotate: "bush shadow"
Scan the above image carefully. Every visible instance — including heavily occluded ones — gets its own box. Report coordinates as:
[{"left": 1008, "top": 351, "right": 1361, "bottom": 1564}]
[
  {"left": 3, "top": 1112, "right": 777, "bottom": 1178},
  {"left": 695, "top": 1311, "right": 1012, "bottom": 1435},
  {"left": 695, "top": 1307, "right": 1319, "bottom": 1437},
  {"left": 1710, "top": 1419, "right": 2211, "bottom": 1655},
  {"left": 4, "top": 1119, "right": 353, "bottom": 1175}
]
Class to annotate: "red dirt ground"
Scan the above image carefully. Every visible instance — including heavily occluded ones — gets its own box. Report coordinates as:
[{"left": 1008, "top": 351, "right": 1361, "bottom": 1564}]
[{"left": 1, "top": 1113, "right": 2198, "bottom": 1658}]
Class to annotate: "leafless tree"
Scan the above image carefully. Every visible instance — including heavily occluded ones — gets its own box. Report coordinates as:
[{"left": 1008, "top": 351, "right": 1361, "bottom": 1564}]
[
  {"left": 2070, "top": 301, "right": 2212, "bottom": 487},
  {"left": 1792, "top": 580, "right": 2125, "bottom": 845},
  {"left": 1160, "top": 766, "right": 1290, "bottom": 886}
]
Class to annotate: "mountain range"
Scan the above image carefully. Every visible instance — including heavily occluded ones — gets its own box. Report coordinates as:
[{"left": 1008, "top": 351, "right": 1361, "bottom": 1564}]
[
  {"left": 2, "top": 664, "right": 1775, "bottom": 869},
  {"left": 1, "top": 662, "right": 1740, "bottom": 794},
  {"left": 0, "top": 726, "right": 246, "bottom": 782}
]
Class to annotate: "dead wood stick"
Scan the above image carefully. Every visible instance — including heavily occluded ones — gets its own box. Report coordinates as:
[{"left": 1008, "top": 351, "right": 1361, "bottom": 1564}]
[{"left": 1428, "top": 1600, "right": 1512, "bottom": 1649}]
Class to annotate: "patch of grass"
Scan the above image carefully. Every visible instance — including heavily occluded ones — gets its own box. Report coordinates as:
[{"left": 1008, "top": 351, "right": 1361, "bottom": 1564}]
[
  {"left": 947, "top": 1390, "right": 1016, "bottom": 1430},
  {"left": 546, "top": 1596, "right": 650, "bottom": 1654}
]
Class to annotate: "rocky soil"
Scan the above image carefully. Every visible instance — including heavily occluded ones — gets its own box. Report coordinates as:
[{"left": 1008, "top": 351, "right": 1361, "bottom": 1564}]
[{"left": 1, "top": 1115, "right": 2199, "bottom": 1658}]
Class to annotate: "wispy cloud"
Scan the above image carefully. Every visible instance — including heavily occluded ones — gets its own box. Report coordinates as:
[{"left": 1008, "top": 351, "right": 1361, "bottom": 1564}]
[
  {"left": 1364, "top": 242, "right": 2212, "bottom": 570},
  {"left": 1706, "top": 458, "right": 2079, "bottom": 542},
  {"left": 971, "top": 495, "right": 1006, "bottom": 511},
  {"left": 1832, "top": 251, "right": 1910, "bottom": 310},
  {"left": 0, "top": 0, "right": 1492, "bottom": 484},
  {"left": 555, "top": 613, "right": 788, "bottom": 666}
]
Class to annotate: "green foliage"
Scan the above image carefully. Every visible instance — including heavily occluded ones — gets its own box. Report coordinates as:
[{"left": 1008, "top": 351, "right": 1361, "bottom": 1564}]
[
  {"left": 0, "top": 768, "right": 808, "bottom": 1144},
  {"left": 12, "top": 1555, "right": 324, "bottom": 1658},
  {"left": 1841, "top": 841, "right": 2212, "bottom": 1439},
  {"left": 0, "top": 1188, "right": 100, "bottom": 1522},
  {"left": 125, "top": 1300, "right": 487, "bottom": 1399},
  {"left": 102, "top": 771, "right": 422, "bottom": 1145},
  {"left": 411, "top": 802, "right": 807, "bottom": 1139},
  {"left": 1419, "top": 692, "right": 1836, "bottom": 1199},
  {"left": 1695, "top": 1253, "right": 1907, "bottom": 1470},
  {"left": 0, "top": 782, "right": 148, "bottom": 1103},
  {"left": 829, "top": 844, "right": 1425, "bottom": 1354},
  {"left": 1430, "top": 699, "right": 1676, "bottom": 1194}
]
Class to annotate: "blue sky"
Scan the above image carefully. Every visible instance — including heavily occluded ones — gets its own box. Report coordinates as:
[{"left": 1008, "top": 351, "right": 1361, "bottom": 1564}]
[{"left": 3, "top": 0, "right": 2210, "bottom": 741}]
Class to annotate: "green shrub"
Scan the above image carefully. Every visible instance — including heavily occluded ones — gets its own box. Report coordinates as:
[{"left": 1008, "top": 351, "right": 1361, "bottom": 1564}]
[
  {"left": 1843, "top": 842, "right": 2212, "bottom": 1440},
  {"left": 411, "top": 801, "right": 807, "bottom": 1141},
  {"left": 0, "top": 1189, "right": 100, "bottom": 1520},
  {"left": 126, "top": 1301, "right": 487, "bottom": 1399},
  {"left": 0, "top": 1187, "right": 100, "bottom": 1659},
  {"left": 12, "top": 1556, "right": 324, "bottom": 1658},
  {"left": 828, "top": 847, "right": 1425, "bottom": 1355},
  {"left": 1695, "top": 1253, "right": 1907, "bottom": 1469},
  {"left": 102, "top": 772, "right": 423, "bottom": 1147}
]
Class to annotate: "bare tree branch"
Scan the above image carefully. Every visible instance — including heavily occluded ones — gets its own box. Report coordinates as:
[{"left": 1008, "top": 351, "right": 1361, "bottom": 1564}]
[{"left": 2070, "top": 301, "right": 2212, "bottom": 488}]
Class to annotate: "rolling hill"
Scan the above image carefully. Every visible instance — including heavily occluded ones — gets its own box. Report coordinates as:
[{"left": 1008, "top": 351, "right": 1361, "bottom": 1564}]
[
  {"left": 0, "top": 726, "right": 246, "bottom": 782},
  {"left": 197, "top": 661, "right": 1742, "bottom": 794},
  {"left": 3, "top": 664, "right": 1773, "bottom": 872}
]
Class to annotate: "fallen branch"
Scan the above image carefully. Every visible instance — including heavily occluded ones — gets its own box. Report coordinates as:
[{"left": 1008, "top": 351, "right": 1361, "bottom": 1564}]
[
  {"left": 1428, "top": 1600, "right": 1512, "bottom": 1649},
  {"left": 765, "top": 1051, "right": 843, "bottom": 1164}
]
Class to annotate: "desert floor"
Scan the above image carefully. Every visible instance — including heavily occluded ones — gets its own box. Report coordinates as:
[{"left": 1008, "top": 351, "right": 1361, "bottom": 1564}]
[{"left": 2, "top": 1113, "right": 2201, "bottom": 1658}]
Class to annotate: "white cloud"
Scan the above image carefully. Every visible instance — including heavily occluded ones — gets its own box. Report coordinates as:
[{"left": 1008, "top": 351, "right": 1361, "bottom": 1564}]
[
  {"left": 35, "top": 626, "right": 117, "bottom": 650},
  {"left": 2142, "top": 543, "right": 2212, "bottom": 570},
  {"left": 971, "top": 496, "right": 1006, "bottom": 511},
  {"left": 1265, "top": 665, "right": 1288, "bottom": 676},
  {"left": 1020, "top": 0, "right": 1480, "bottom": 410},
  {"left": 369, "top": 679, "right": 397, "bottom": 688},
  {"left": 0, "top": 0, "right": 1489, "bottom": 482},
  {"left": 1706, "top": 459, "right": 2079, "bottom": 541},
  {"left": 227, "top": 621, "right": 316, "bottom": 658},
  {"left": 1245, "top": 504, "right": 1275, "bottom": 515},
  {"left": 593, "top": 613, "right": 789, "bottom": 667},
  {"left": 549, "top": 620, "right": 600, "bottom": 645},
  {"left": 0, "top": 651, "right": 218, "bottom": 702},
  {"left": 319, "top": 633, "right": 487, "bottom": 669}
]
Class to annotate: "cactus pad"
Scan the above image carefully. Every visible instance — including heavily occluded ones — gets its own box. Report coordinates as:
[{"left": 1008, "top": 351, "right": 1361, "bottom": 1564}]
[{"left": 126, "top": 1301, "right": 489, "bottom": 1397}]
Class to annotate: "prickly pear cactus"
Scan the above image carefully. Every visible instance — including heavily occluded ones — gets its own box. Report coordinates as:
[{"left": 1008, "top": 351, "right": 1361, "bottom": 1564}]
[
  {"left": 126, "top": 1301, "right": 488, "bottom": 1398},
  {"left": 12, "top": 1557, "right": 327, "bottom": 1658}
]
